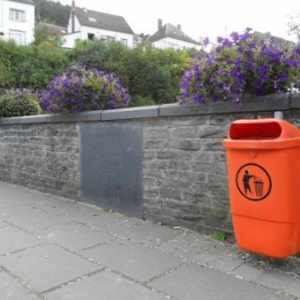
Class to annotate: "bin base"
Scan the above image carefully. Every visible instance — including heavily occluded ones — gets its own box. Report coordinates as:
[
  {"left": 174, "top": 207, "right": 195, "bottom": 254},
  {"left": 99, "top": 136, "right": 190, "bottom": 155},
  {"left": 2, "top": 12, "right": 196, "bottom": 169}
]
[{"left": 233, "top": 215, "right": 300, "bottom": 258}]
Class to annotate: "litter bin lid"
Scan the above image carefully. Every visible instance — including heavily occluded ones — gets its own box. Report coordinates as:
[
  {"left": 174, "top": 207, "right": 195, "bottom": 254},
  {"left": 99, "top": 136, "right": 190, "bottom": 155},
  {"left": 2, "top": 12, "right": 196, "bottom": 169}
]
[{"left": 223, "top": 118, "right": 300, "bottom": 149}]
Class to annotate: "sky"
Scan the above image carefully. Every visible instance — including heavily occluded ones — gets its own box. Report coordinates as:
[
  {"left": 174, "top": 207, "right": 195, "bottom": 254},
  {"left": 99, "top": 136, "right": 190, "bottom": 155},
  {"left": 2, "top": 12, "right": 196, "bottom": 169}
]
[{"left": 57, "top": 0, "right": 300, "bottom": 43}]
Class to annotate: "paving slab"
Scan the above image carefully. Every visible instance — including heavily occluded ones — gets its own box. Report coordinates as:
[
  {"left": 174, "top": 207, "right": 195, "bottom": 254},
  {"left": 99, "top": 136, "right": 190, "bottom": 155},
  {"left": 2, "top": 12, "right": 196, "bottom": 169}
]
[
  {"left": 0, "top": 272, "right": 41, "bottom": 300},
  {"left": 285, "top": 280, "right": 300, "bottom": 298},
  {"left": 39, "top": 222, "right": 113, "bottom": 251},
  {"left": 0, "top": 182, "right": 28, "bottom": 201},
  {"left": 5, "top": 211, "right": 70, "bottom": 233},
  {"left": 189, "top": 242, "right": 244, "bottom": 272},
  {"left": 0, "top": 220, "right": 9, "bottom": 228},
  {"left": 156, "top": 230, "right": 221, "bottom": 257},
  {"left": 254, "top": 270, "right": 297, "bottom": 292},
  {"left": 0, "top": 182, "right": 50, "bottom": 206},
  {"left": 0, "top": 226, "right": 43, "bottom": 255},
  {"left": 26, "top": 198, "right": 79, "bottom": 214},
  {"left": 149, "top": 264, "right": 294, "bottom": 300},
  {"left": 45, "top": 270, "right": 169, "bottom": 300},
  {"left": 82, "top": 239, "right": 183, "bottom": 282},
  {"left": 0, "top": 201, "right": 34, "bottom": 219},
  {"left": 59, "top": 207, "right": 133, "bottom": 229},
  {"left": 105, "top": 218, "right": 182, "bottom": 245},
  {"left": 1, "top": 182, "right": 300, "bottom": 299},
  {"left": 230, "top": 264, "right": 264, "bottom": 281},
  {"left": 58, "top": 205, "right": 105, "bottom": 223},
  {"left": 192, "top": 251, "right": 244, "bottom": 272},
  {"left": 0, "top": 244, "right": 102, "bottom": 293}
]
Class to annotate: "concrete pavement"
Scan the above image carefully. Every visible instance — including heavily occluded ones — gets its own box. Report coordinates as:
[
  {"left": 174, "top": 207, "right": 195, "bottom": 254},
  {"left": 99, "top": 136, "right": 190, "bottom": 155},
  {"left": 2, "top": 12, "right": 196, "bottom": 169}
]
[{"left": 0, "top": 182, "right": 299, "bottom": 300}]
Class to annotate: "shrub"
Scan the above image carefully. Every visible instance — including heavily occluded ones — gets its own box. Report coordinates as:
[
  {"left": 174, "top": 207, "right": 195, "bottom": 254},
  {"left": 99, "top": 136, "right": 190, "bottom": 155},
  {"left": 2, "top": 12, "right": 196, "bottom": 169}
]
[
  {"left": 179, "top": 28, "right": 300, "bottom": 104},
  {"left": 0, "top": 89, "right": 42, "bottom": 117},
  {"left": 40, "top": 68, "right": 131, "bottom": 113},
  {"left": 15, "top": 41, "right": 69, "bottom": 89},
  {"left": 0, "top": 61, "right": 14, "bottom": 90},
  {"left": 71, "top": 41, "right": 192, "bottom": 105},
  {"left": 131, "top": 95, "right": 155, "bottom": 107}
]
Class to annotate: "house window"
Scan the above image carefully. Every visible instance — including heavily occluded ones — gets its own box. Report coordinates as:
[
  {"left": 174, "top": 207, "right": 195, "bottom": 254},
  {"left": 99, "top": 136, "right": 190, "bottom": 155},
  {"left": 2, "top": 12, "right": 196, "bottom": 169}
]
[
  {"left": 9, "top": 9, "right": 26, "bottom": 22},
  {"left": 101, "top": 35, "right": 115, "bottom": 42},
  {"left": 107, "top": 36, "right": 115, "bottom": 42},
  {"left": 88, "top": 33, "right": 95, "bottom": 40},
  {"left": 9, "top": 30, "right": 26, "bottom": 45},
  {"left": 121, "top": 38, "right": 127, "bottom": 46}
]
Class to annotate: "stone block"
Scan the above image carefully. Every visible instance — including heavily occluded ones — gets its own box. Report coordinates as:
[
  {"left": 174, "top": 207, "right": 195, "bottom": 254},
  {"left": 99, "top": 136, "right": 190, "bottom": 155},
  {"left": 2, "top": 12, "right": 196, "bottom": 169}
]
[
  {"left": 171, "top": 127, "right": 198, "bottom": 139},
  {"left": 290, "top": 94, "right": 300, "bottom": 109},
  {"left": 159, "top": 95, "right": 290, "bottom": 117},
  {"left": 102, "top": 106, "right": 159, "bottom": 120},
  {"left": 46, "top": 111, "right": 102, "bottom": 123}
]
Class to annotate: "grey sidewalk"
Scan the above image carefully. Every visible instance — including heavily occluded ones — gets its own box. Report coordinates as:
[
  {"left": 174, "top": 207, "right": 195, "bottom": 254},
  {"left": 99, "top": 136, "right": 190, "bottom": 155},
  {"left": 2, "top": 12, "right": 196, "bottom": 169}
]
[{"left": 0, "top": 182, "right": 299, "bottom": 300}]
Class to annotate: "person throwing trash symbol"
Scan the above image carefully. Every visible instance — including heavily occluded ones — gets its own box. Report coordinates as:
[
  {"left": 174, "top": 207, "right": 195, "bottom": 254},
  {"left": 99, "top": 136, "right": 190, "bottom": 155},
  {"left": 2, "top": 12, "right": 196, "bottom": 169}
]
[{"left": 243, "top": 170, "right": 254, "bottom": 195}]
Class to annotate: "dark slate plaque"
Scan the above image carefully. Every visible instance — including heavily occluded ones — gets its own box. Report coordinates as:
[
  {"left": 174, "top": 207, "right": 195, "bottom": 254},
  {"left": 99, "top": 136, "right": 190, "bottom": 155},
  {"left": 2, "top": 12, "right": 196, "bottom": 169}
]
[{"left": 80, "top": 123, "right": 143, "bottom": 218}]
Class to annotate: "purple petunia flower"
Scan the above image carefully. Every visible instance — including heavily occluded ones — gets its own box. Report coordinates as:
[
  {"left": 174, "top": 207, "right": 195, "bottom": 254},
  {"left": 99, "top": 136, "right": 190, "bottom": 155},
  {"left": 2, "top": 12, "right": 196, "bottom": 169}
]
[
  {"left": 178, "top": 27, "right": 300, "bottom": 105},
  {"left": 202, "top": 37, "right": 210, "bottom": 46},
  {"left": 192, "top": 95, "right": 204, "bottom": 103},
  {"left": 39, "top": 68, "right": 131, "bottom": 113},
  {"left": 230, "top": 32, "right": 239, "bottom": 43}
]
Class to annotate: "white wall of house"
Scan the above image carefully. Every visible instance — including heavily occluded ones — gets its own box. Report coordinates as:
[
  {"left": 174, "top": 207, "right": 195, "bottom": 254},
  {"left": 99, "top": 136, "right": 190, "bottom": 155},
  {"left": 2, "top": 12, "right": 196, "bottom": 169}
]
[
  {"left": 66, "top": 13, "right": 80, "bottom": 33},
  {"left": 152, "top": 37, "right": 200, "bottom": 50},
  {"left": 61, "top": 31, "right": 81, "bottom": 48},
  {"left": 0, "top": 0, "right": 35, "bottom": 45},
  {"left": 63, "top": 24, "right": 134, "bottom": 48}
]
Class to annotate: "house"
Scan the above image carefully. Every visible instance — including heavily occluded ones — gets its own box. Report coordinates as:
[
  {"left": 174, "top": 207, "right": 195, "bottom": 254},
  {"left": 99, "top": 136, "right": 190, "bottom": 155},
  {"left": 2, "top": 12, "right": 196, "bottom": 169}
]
[
  {"left": 133, "top": 33, "right": 150, "bottom": 47},
  {"left": 62, "top": 0, "right": 134, "bottom": 48},
  {"left": 146, "top": 19, "right": 200, "bottom": 50},
  {"left": 254, "top": 31, "right": 294, "bottom": 46},
  {"left": 35, "top": 22, "right": 67, "bottom": 38},
  {"left": 0, "top": 0, "right": 35, "bottom": 45}
]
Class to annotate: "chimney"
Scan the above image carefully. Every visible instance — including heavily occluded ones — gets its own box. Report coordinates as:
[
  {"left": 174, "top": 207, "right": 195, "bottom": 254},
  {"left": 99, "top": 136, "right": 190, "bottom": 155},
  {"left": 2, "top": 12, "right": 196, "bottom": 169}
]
[
  {"left": 177, "top": 24, "right": 181, "bottom": 30},
  {"left": 158, "top": 19, "right": 162, "bottom": 30},
  {"left": 71, "top": 0, "right": 75, "bottom": 33}
]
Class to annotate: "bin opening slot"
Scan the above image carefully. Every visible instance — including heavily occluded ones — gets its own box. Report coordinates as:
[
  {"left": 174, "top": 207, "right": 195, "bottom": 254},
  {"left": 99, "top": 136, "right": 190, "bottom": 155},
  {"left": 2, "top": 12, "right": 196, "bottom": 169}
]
[{"left": 229, "top": 122, "right": 282, "bottom": 140}]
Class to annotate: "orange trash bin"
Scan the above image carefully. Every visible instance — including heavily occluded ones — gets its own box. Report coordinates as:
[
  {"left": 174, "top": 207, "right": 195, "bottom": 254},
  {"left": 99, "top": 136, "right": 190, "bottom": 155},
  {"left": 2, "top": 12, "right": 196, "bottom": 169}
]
[{"left": 223, "top": 118, "right": 300, "bottom": 258}]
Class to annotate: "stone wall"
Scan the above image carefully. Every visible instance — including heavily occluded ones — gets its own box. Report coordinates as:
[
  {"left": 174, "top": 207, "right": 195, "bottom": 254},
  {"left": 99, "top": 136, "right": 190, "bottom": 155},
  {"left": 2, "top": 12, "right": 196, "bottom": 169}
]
[
  {"left": 0, "top": 123, "right": 80, "bottom": 200},
  {"left": 0, "top": 95, "right": 299, "bottom": 234}
]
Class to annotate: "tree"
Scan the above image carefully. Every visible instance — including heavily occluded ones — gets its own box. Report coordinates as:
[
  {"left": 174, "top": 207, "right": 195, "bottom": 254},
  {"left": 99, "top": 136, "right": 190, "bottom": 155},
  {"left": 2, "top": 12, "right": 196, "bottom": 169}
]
[
  {"left": 288, "top": 12, "right": 300, "bottom": 41},
  {"left": 0, "top": 39, "right": 70, "bottom": 91},
  {"left": 70, "top": 40, "right": 108, "bottom": 70},
  {"left": 33, "top": 0, "right": 70, "bottom": 26}
]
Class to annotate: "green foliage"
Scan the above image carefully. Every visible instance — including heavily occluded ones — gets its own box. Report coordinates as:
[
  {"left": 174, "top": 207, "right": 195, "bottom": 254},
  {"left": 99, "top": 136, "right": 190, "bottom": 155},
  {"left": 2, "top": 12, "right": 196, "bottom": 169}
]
[
  {"left": 1, "top": 37, "right": 192, "bottom": 107},
  {"left": 0, "top": 61, "right": 14, "bottom": 90},
  {"left": 71, "top": 41, "right": 192, "bottom": 105},
  {"left": 211, "top": 231, "right": 226, "bottom": 241},
  {"left": 102, "top": 207, "right": 113, "bottom": 213},
  {"left": 0, "top": 39, "right": 68, "bottom": 90},
  {"left": 33, "top": 0, "right": 70, "bottom": 26},
  {"left": 0, "top": 90, "right": 42, "bottom": 117},
  {"left": 33, "top": 29, "right": 50, "bottom": 46},
  {"left": 130, "top": 95, "right": 155, "bottom": 107}
]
